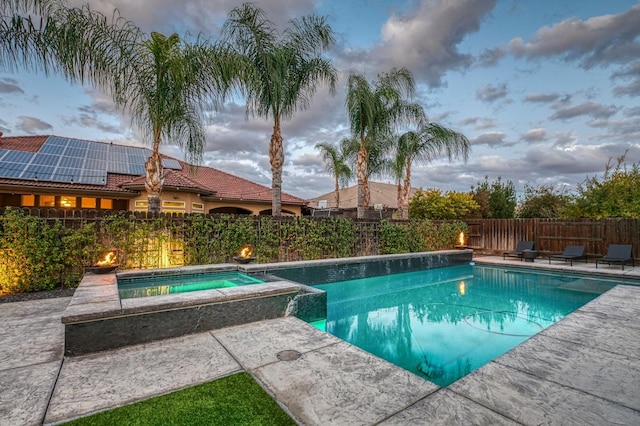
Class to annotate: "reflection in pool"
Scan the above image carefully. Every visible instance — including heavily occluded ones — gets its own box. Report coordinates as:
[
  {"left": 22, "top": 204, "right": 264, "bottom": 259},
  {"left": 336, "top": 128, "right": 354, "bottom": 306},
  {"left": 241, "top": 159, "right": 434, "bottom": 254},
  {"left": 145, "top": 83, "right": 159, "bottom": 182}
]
[{"left": 314, "top": 264, "right": 616, "bottom": 386}]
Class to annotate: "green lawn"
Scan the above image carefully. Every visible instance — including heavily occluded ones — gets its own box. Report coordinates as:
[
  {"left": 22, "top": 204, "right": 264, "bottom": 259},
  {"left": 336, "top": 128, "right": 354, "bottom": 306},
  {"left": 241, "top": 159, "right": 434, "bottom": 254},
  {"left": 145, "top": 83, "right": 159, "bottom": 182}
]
[{"left": 62, "top": 372, "right": 297, "bottom": 426}]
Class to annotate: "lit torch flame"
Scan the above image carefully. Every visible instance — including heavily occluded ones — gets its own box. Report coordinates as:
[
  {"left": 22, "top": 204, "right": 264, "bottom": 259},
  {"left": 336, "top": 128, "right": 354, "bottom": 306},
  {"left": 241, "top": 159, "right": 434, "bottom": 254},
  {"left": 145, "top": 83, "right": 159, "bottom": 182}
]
[
  {"left": 458, "top": 231, "right": 465, "bottom": 246},
  {"left": 237, "top": 244, "right": 254, "bottom": 259},
  {"left": 96, "top": 251, "right": 117, "bottom": 266}
]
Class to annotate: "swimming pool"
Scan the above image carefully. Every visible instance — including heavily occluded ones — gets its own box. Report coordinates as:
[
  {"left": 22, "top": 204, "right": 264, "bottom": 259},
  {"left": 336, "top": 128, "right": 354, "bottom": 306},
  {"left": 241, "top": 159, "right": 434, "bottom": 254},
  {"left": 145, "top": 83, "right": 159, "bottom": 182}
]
[
  {"left": 118, "top": 271, "right": 265, "bottom": 299},
  {"left": 314, "top": 264, "right": 619, "bottom": 386}
]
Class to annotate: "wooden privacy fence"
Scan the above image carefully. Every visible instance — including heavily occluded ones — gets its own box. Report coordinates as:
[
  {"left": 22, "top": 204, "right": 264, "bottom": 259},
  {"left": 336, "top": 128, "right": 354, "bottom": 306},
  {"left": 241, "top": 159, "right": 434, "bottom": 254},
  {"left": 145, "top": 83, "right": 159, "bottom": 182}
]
[{"left": 464, "top": 218, "right": 640, "bottom": 259}]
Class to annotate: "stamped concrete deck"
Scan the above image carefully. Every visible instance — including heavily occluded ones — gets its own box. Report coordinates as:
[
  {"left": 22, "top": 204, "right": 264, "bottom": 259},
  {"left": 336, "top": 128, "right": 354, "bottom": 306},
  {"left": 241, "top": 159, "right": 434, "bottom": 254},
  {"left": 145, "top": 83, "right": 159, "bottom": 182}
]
[{"left": 1, "top": 258, "right": 639, "bottom": 425}]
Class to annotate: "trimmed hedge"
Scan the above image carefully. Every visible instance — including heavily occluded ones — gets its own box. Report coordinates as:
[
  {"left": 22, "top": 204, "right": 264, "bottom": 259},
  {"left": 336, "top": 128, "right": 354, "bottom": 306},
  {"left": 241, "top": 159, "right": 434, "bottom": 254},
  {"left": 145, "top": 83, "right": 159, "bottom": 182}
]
[{"left": 0, "top": 208, "right": 464, "bottom": 294}]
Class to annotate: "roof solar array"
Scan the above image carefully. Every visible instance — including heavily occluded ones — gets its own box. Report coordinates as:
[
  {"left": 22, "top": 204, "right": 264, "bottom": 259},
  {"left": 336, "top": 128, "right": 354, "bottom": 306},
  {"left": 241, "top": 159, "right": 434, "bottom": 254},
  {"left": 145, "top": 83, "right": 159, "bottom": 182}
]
[{"left": 0, "top": 136, "right": 183, "bottom": 186}]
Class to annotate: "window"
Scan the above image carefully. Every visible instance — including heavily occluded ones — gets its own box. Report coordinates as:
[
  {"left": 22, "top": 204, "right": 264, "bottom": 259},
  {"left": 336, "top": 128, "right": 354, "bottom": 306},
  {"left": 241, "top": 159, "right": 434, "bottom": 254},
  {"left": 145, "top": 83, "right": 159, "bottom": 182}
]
[
  {"left": 100, "top": 199, "right": 113, "bottom": 209},
  {"left": 192, "top": 202, "right": 204, "bottom": 211},
  {"left": 134, "top": 200, "right": 148, "bottom": 209},
  {"left": 40, "top": 195, "right": 55, "bottom": 207},
  {"left": 21, "top": 194, "right": 35, "bottom": 207},
  {"left": 60, "top": 196, "right": 76, "bottom": 208},
  {"left": 81, "top": 198, "right": 96, "bottom": 209},
  {"left": 163, "top": 201, "right": 186, "bottom": 209}
]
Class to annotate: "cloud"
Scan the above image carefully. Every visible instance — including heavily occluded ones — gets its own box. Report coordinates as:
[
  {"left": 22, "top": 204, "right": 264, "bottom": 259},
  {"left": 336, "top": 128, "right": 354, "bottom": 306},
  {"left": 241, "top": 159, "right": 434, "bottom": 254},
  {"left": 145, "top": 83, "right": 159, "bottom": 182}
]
[
  {"left": 611, "top": 60, "right": 640, "bottom": 97},
  {"left": 68, "top": 0, "right": 317, "bottom": 36},
  {"left": 374, "top": 0, "right": 497, "bottom": 86},
  {"left": 521, "top": 128, "right": 547, "bottom": 142},
  {"left": 508, "top": 4, "right": 640, "bottom": 68},
  {"left": 524, "top": 92, "right": 560, "bottom": 103},
  {"left": 470, "top": 131, "right": 508, "bottom": 147},
  {"left": 549, "top": 101, "right": 619, "bottom": 121},
  {"left": 16, "top": 116, "right": 53, "bottom": 134},
  {"left": 476, "top": 83, "right": 508, "bottom": 103},
  {"left": 458, "top": 116, "right": 497, "bottom": 130},
  {"left": 477, "top": 47, "right": 506, "bottom": 67},
  {"left": 0, "top": 78, "right": 24, "bottom": 94}
]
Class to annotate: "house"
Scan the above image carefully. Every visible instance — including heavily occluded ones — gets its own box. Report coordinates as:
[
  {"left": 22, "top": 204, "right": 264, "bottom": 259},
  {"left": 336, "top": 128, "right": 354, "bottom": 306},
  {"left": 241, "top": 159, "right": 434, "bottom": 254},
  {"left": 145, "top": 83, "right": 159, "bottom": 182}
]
[
  {"left": 308, "top": 181, "right": 419, "bottom": 211},
  {"left": 0, "top": 134, "right": 306, "bottom": 215}
]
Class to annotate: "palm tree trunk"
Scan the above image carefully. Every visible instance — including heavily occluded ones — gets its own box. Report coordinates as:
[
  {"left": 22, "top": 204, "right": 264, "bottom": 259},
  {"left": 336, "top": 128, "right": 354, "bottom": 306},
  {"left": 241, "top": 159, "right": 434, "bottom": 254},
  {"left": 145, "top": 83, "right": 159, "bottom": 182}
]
[
  {"left": 401, "top": 158, "right": 412, "bottom": 220},
  {"left": 334, "top": 176, "right": 340, "bottom": 209},
  {"left": 356, "top": 142, "right": 367, "bottom": 219},
  {"left": 270, "top": 120, "right": 284, "bottom": 216},
  {"left": 396, "top": 180, "right": 403, "bottom": 219},
  {"left": 145, "top": 149, "right": 164, "bottom": 215}
]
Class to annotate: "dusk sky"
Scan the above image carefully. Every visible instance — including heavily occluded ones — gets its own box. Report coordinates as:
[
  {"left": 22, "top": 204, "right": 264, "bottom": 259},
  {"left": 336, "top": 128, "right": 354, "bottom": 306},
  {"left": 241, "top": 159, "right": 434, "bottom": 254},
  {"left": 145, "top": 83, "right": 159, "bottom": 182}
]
[{"left": 1, "top": 0, "right": 639, "bottom": 200}]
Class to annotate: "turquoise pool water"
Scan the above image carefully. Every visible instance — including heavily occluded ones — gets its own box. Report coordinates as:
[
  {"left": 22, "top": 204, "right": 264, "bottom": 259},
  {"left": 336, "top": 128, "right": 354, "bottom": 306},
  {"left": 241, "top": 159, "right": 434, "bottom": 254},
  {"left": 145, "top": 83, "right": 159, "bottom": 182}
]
[
  {"left": 118, "top": 272, "right": 265, "bottom": 299},
  {"left": 314, "top": 264, "right": 618, "bottom": 387}
]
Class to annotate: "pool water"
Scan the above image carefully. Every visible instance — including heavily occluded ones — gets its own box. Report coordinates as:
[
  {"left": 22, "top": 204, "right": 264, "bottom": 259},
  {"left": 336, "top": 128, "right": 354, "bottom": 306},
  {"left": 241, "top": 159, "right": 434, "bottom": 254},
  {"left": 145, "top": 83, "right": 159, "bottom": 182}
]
[
  {"left": 314, "top": 264, "right": 617, "bottom": 387},
  {"left": 118, "top": 272, "right": 265, "bottom": 299}
]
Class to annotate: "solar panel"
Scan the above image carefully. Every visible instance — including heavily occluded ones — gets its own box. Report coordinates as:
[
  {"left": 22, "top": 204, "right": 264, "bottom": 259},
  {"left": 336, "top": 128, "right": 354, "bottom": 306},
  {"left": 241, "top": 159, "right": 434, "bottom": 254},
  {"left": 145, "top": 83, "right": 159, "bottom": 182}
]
[
  {"left": 65, "top": 147, "right": 88, "bottom": 158},
  {"left": 2, "top": 136, "right": 185, "bottom": 186},
  {"left": 87, "top": 145, "right": 109, "bottom": 160},
  {"left": 0, "top": 162, "right": 27, "bottom": 178},
  {"left": 51, "top": 167, "right": 78, "bottom": 183},
  {"left": 2, "top": 150, "right": 34, "bottom": 163},
  {"left": 38, "top": 143, "right": 66, "bottom": 155},
  {"left": 58, "top": 156, "right": 84, "bottom": 168},
  {"left": 46, "top": 136, "right": 69, "bottom": 147},
  {"left": 163, "top": 159, "right": 182, "bottom": 170},
  {"left": 129, "top": 164, "right": 146, "bottom": 176},
  {"left": 23, "top": 164, "right": 55, "bottom": 180},
  {"left": 108, "top": 160, "right": 129, "bottom": 174},
  {"left": 77, "top": 169, "right": 107, "bottom": 185},
  {"left": 32, "top": 153, "right": 61, "bottom": 166}
]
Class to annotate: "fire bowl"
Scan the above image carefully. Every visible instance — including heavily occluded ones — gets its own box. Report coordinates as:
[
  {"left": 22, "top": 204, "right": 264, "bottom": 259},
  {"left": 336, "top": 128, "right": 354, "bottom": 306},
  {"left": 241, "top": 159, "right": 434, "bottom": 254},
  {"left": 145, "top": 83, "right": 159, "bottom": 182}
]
[
  {"left": 85, "top": 264, "right": 119, "bottom": 274},
  {"left": 233, "top": 256, "right": 256, "bottom": 264}
]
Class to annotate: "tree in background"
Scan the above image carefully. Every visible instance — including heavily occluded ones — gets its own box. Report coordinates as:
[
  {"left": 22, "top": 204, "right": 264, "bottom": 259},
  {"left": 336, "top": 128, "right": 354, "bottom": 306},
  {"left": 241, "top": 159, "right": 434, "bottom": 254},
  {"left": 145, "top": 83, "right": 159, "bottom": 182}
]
[
  {"left": 408, "top": 188, "right": 479, "bottom": 220},
  {"left": 516, "top": 183, "right": 572, "bottom": 218},
  {"left": 346, "top": 67, "right": 424, "bottom": 218},
  {"left": 470, "top": 176, "right": 516, "bottom": 218},
  {"left": 392, "top": 123, "right": 469, "bottom": 219},
  {"left": 223, "top": 3, "right": 337, "bottom": 216},
  {"left": 123, "top": 32, "right": 237, "bottom": 214},
  {"left": 564, "top": 155, "right": 640, "bottom": 218},
  {"left": 315, "top": 140, "right": 352, "bottom": 208}
]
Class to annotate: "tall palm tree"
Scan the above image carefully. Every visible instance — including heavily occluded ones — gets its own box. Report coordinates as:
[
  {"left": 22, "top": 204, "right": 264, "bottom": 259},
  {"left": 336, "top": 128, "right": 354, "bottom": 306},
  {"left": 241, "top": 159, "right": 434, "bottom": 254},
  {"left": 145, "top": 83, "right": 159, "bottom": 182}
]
[
  {"left": 222, "top": 3, "right": 337, "bottom": 216},
  {"left": 115, "top": 32, "right": 236, "bottom": 213},
  {"left": 315, "top": 140, "right": 352, "bottom": 208},
  {"left": 394, "top": 123, "right": 470, "bottom": 219},
  {"left": 346, "top": 67, "right": 424, "bottom": 218}
]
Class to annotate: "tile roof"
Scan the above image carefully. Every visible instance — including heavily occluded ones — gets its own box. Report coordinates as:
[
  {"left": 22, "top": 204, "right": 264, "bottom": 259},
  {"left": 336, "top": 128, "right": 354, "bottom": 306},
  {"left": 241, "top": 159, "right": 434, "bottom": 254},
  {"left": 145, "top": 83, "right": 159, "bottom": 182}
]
[
  {"left": 122, "top": 169, "right": 215, "bottom": 196},
  {"left": 184, "top": 161, "right": 305, "bottom": 204},
  {"left": 0, "top": 135, "right": 306, "bottom": 205},
  {"left": 0, "top": 135, "right": 47, "bottom": 152}
]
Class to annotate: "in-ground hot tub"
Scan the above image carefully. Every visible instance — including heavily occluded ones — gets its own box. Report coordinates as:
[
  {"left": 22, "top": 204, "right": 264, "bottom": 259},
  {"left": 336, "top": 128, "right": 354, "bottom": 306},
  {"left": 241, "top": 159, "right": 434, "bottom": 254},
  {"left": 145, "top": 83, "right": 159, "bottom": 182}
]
[{"left": 61, "top": 250, "right": 472, "bottom": 356}]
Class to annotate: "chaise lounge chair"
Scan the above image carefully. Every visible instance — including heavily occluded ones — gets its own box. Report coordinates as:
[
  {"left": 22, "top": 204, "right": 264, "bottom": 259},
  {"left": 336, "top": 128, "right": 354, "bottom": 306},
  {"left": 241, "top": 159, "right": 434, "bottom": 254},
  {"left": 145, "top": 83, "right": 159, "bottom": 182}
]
[
  {"left": 548, "top": 245, "right": 586, "bottom": 266},
  {"left": 595, "top": 244, "right": 634, "bottom": 270},
  {"left": 503, "top": 241, "right": 534, "bottom": 260}
]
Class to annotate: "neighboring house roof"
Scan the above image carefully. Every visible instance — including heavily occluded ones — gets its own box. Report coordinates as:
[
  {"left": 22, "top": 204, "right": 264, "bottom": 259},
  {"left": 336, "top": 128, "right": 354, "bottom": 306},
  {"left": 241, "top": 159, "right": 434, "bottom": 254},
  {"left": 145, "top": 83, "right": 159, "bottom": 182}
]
[
  {"left": 0, "top": 135, "right": 306, "bottom": 205},
  {"left": 308, "top": 181, "right": 419, "bottom": 209}
]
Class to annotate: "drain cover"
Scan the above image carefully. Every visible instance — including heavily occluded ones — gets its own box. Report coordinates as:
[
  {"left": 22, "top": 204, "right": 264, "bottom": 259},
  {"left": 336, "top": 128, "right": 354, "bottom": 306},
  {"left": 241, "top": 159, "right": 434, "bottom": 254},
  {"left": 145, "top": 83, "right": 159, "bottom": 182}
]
[{"left": 276, "top": 350, "right": 301, "bottom": 361}]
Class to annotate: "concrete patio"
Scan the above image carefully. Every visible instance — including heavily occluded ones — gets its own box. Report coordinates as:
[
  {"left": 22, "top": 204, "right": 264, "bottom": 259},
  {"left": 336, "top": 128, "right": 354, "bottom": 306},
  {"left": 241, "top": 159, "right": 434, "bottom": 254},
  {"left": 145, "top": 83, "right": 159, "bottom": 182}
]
[{"left": 1, "top": 257, "right": 639, "bottom": 425}]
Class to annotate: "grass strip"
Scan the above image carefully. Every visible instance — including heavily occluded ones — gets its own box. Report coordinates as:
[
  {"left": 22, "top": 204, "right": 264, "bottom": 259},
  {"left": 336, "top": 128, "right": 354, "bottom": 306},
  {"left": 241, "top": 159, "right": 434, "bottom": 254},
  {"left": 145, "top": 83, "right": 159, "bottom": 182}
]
[{"left": 62, "top": 372, "right": 296, "bottom": 426}]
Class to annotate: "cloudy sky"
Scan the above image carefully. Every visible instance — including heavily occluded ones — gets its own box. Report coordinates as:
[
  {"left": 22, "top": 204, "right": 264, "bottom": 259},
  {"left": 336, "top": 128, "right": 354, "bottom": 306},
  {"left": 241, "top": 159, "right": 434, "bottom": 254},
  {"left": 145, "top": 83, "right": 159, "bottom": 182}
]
[{"left": 1, "top": 0, "right": 639, "bottom": 200}]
